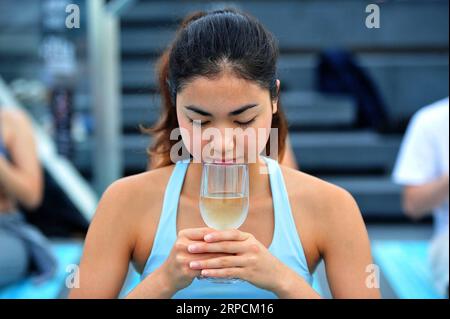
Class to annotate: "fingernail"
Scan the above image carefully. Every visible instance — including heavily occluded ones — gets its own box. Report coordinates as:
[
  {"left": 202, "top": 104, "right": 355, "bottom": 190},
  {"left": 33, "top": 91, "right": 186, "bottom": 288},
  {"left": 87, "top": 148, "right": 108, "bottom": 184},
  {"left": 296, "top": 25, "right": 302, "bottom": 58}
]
[
  {"left": 202, "top": 270, "right": 210, "bottom": 276},
  {"left": 188, "top": 244, "right": 200, "bottom": 252},
  {"left": 190, "top": 261, "right": 201, "bottom": 268}
]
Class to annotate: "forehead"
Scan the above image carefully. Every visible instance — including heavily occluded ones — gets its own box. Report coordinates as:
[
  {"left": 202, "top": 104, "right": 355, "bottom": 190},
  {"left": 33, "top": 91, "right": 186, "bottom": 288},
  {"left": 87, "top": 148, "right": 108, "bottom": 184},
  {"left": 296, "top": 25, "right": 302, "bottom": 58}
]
[{"left": 177, "top": 72, "right": 268, "bottom": 113}]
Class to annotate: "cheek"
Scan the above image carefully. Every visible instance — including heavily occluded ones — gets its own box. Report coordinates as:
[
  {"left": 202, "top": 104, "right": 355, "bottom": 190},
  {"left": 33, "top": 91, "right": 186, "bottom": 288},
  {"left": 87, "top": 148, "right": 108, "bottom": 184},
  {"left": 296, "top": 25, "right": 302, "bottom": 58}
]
[
  {"left": 177, "top": 115, "right": 193, "bottom": 153},
  {"left": 178, "top": 119, "right": 209, "bottom": 161},
  {"left": 254, "top": 113, "right": 273, "bottom": 153},
  {"left": 236, "top": 114, "right": 273, "bottom": 161}
]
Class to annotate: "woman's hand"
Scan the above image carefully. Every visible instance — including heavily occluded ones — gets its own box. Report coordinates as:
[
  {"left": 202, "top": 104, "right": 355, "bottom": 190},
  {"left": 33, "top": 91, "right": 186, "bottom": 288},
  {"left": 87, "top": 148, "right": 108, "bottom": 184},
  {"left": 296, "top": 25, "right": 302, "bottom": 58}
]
[
  {"left": 158, "top": 227, "right": 232, "bottom": 294},
  {"left": 186, "top": 229, "right": 300, "bottom": 295}
]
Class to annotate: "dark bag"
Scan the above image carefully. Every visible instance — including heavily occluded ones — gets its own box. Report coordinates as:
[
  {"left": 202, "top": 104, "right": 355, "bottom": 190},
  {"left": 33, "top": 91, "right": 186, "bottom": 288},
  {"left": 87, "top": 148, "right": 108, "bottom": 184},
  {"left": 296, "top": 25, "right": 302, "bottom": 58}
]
[
  {"left": 21, "top": 169, "right": 89, "bottom": 238},
  {"left": 316, "top": 49, "right": 389, "bottom": 131}
]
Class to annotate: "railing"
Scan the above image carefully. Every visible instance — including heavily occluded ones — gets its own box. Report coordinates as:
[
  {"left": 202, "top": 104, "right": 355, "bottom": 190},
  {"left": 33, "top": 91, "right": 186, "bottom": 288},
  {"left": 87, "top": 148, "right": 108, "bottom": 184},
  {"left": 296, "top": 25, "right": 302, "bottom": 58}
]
[{"left": 87, "top": 0, "right": 136, "bottom": 193}]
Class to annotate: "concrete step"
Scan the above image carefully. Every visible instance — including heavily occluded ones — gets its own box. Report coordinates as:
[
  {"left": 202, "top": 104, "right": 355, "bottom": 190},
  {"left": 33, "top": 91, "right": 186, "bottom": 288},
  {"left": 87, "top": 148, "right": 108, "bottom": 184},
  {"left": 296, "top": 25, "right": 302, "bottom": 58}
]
[
  {"left": 120, "top": 53, "right": 448, "bottom": 120},
  {"left": 0, "top": 33, "right": 40, "bottom": 57},
  {"left": 282, "top": 91, "right": 356, "bottom": 128},
  {"left": 121, "top": 0, "right": 449, "bottom": 53},
  {"left": 320, "top": 176, "right": 402, "bottom": 216},
  {"left": 290, "top": 131, "right": 402, "bottom": 172}
]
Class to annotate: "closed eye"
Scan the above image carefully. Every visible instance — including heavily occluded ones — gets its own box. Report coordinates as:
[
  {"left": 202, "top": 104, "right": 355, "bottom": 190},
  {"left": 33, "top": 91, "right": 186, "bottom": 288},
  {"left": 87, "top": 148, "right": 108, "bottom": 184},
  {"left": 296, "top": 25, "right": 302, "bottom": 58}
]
[
  {"left": 235, "top": 118, "right": 256, "bottom": 128},
  {"left": 188, "top": 118, "right": 210, "bottom": 126},
  {"left": 187, "top": 117, "right": 256, "bottom": 128}
]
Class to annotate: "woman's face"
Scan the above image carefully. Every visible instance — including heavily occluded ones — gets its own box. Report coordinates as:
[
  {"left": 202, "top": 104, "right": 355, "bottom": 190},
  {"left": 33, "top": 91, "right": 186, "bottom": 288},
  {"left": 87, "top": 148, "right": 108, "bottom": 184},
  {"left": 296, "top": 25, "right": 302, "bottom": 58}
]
[{"left": 176, "top": 71, "right": 279, "bottom": 164}]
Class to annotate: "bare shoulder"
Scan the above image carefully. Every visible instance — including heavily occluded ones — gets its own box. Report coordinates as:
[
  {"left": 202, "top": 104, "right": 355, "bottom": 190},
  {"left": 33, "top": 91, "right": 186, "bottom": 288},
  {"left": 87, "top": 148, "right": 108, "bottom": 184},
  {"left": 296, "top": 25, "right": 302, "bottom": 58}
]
[
  {"left": 99, "top": 164, "right": 176, "bottom": 219},
  {"left": 280, "top": 167, "right": 377, "bottom": 297},
  {"left": 280, "top": 165, "right": 359, "bottom": 219},
  {"left": 97, "top": 164, "right": 178, "bottom": 270},
  {"left": 1, "top": 107, "right": 32, "bottom": 128},
  {"left": 1, "top": 108, "right": 33, "bottom": 142},
  {"left": 88, "top": 164, "right": 176, "bottom": 249},
  {"left": 280, "top": 165, "right": 364, "bottom": 254}
]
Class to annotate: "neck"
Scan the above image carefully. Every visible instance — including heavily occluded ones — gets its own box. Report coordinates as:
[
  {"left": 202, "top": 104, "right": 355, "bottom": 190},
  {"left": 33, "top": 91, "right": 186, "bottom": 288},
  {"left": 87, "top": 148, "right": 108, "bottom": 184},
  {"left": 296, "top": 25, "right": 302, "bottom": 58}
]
[{"left": 181, "top": 155, "right": 271, "bottom": 200}]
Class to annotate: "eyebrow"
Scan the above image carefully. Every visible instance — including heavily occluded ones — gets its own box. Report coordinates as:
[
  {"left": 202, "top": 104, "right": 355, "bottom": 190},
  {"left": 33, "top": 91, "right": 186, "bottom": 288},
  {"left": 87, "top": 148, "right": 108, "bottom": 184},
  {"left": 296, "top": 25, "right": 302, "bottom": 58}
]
[{"left": 184, "top": 104, "right": 258, "bottom": 116}]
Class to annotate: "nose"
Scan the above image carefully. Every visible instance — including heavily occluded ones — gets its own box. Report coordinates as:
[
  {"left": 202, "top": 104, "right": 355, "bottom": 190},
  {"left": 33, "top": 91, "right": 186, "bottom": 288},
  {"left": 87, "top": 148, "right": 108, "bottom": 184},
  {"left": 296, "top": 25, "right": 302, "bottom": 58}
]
[{"left": 209, "top": 128, "right": 235, "bottom": 160}]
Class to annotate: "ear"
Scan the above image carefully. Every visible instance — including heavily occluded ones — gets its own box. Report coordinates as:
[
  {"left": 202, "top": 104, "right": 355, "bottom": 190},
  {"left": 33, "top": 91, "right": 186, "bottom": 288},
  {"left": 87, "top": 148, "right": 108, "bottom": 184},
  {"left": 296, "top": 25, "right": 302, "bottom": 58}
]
[{"left": 272, "top": 79, "right": 280, "bottom": 114}]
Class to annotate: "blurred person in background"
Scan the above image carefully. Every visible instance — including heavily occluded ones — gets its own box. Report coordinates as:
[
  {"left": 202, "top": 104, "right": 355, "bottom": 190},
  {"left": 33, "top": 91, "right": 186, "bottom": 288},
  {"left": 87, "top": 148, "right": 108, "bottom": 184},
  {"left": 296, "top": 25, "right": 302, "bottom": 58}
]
[
  {"left": 0, "top": 106, "right": 55, "bottom": 287},
  {"left": 392, "top": 97, "right": 449, "bottom": 297}
]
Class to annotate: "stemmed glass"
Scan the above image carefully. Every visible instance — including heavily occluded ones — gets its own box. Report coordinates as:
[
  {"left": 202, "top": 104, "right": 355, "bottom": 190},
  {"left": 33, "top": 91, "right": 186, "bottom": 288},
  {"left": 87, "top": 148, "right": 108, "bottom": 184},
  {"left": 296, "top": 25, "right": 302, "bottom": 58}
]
[{"left": 198, "top": 163, "right": 249, "bottom": 283}]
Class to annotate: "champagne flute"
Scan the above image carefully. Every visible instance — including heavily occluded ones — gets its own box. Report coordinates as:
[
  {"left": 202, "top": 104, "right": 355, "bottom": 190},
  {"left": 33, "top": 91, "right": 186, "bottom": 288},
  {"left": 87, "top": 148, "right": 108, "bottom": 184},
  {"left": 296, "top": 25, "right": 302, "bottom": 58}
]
[{"left": 198, "top": 163, "right": 249, "bottom": 284}]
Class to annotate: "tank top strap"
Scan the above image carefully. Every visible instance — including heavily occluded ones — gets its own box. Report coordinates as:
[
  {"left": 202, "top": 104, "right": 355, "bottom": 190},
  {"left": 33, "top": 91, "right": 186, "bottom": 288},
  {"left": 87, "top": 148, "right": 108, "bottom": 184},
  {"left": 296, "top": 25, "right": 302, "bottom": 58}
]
[
  {"left": 262, "top": 156, "right": 312, "bottom": 281},
  {"left": 0, "top": 110, "right": 7, "bottom": 156},
  {"left": 143, "top": 159, "right": 190, "bottom": 263}
]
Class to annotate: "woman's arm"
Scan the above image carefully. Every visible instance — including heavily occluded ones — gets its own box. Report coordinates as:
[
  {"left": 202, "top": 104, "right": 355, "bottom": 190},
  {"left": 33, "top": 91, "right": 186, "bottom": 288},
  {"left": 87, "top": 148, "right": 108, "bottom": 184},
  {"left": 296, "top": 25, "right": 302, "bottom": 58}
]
[
  {"left": 69, "top": 179, "right": 137, "bottom": 298},
  {"left": 0, "top": 109, "right": 43, "bottom": 209},
  {"left": 402, "top": 174, "right": 449, "bottom": 220},
  {"left": 125, "top": 265, "right": 176, "bottom": 299},
  {"left": 71, "top": 175, "right": 203, "bottom": 299},
  {"left": 318, "top": 187, "right": 381, "bottom": 298},
  {"left": 180, "top": 179, "right": 379, "bottom": 298}
]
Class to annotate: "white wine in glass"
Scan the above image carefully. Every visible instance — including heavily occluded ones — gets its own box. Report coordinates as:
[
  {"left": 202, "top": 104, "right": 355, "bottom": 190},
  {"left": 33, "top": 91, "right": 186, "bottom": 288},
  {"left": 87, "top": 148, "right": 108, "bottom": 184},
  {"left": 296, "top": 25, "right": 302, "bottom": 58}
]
[
  {"left": 200, "top": 192, "right": 248, "bottom": 230},
  {"left": 199, "top": 163, "right": 249, "bottom": 283}
]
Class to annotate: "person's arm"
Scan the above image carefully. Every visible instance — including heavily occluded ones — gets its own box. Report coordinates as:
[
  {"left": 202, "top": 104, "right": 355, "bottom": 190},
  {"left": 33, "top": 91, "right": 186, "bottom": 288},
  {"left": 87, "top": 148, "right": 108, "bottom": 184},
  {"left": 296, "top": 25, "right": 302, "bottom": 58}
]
[
  {"left": 392, "top": 107, "right": 447, "bottom": 221},
  {"left": 318, "top": 187, "right": 381, "bottom": 298},
  {"left": 183, "top": 185, "right": 382, "bottom": 299},
  {"left": 125, "top": 265, "right": 177, "bottom": 299},
  {"left": 0, "top": 109, "right": 43, "bottom": 209},
  {"left": 69, "top": 179, "right": 137, "bottom": 299},
  {"left": 403, "top": 174, "right": 449, "bottom": 220},
  {"left": 274, "top": 186, "right": 380, "bottom": 298}
]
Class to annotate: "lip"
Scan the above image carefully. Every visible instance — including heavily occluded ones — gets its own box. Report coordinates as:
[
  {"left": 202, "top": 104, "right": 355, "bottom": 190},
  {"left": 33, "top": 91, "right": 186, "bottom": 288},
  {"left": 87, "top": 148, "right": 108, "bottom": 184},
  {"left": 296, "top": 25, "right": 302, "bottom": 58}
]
[
  {"left": 212, "top": 159, "right": 235, "bottom": 164},
  {"left": 205, "top": 158, "right": 242, "bottom": 164},
  {"left": 212, "top": 161, "right": 234, "bottom": 165}
]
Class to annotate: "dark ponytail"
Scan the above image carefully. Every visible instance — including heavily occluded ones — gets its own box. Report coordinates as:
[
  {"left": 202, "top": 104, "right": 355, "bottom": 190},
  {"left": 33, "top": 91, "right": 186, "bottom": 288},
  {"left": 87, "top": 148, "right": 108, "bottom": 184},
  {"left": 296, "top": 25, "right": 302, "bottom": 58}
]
[{"left": 143, "top": 8, "right": 288, "bottom": 169}]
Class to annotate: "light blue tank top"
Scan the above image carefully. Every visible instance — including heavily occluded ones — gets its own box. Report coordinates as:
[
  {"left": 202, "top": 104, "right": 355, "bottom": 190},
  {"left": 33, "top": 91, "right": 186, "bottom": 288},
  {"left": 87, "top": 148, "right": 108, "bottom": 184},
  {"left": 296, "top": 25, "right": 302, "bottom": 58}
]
[
  {"left": 141, "top": 156, "right": 313, "bottom": 298},
  {"left": 0, "top": 114, "right": 11, "bottom": 160}
]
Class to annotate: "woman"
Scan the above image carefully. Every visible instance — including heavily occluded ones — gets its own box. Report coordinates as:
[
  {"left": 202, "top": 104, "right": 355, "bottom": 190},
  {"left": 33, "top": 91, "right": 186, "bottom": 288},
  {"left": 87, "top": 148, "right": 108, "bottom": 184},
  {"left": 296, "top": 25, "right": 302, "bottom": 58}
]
[
  {"left": 0, "top": 106, "right": 55, "bottom": 287},
  {"left": 70, "top": 9, "right": 380, "bottom": 299}
]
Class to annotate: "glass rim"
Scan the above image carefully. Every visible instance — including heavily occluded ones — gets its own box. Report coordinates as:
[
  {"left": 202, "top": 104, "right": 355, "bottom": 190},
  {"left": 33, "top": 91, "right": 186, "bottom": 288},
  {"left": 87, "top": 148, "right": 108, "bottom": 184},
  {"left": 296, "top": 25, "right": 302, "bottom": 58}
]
[{"left": 201, "top": 162, "right": 248, "bottom": 168}]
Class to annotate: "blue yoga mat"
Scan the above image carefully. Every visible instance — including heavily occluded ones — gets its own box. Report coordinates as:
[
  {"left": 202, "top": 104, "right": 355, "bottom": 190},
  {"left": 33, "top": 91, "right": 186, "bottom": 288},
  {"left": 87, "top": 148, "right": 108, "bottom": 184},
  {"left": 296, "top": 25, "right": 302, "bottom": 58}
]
[
  {"left": 372, "top": 240, "right": 444, "bottom": 299},
  {"left": 1, "top": 241, "right": 324, "bottom": 299}
]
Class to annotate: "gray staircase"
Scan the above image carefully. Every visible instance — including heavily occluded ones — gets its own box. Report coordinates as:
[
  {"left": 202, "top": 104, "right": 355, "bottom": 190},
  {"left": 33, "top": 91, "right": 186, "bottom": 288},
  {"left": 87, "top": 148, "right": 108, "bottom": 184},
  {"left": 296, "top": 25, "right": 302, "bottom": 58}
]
[
  {"left": 1, "top": 0, "right": 448, "bottom": 219},
  {"left": 121, "top": 1, "right": 449, "bottom": 52},
  {"left": 112, "top": 0, "right": 449, "bottom": 219},
  {"left": 0, "top": 0, "right": 41, "bottom": 81}
]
